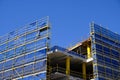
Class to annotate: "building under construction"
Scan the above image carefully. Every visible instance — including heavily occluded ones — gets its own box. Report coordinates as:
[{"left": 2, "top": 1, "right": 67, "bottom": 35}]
[{"left": 0, "top": 17, "right": 120, "bottom": 80}]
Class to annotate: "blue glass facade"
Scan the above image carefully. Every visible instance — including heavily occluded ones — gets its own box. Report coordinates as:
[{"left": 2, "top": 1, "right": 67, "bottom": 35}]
[
  {"left": 0, "top": 17, "right": 50, "bottom": 80},
  {"left": 91, "top": 23, "right": 120, "bottom": 80}
]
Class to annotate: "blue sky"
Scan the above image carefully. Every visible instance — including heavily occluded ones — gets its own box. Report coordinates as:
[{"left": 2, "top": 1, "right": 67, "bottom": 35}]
[{"left": 0, "top": 0, "right": 120, "bottom": 48}]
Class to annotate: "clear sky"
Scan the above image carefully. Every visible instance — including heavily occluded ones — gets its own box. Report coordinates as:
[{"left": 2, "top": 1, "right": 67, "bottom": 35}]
[{"left": 0, "top": 0, "right": 120, "bottom": 48}]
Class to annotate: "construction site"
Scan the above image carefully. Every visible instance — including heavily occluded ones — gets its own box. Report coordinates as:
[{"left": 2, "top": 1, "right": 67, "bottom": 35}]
[{"left": 0, "top": 17, "right": 120, "bottom": 80}]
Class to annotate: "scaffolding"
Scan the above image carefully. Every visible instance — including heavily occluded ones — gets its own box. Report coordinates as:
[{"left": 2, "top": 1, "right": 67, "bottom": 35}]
[
  {"left": 0, "top": 17, "right": 50, "bottom": 80},
  {"left": 0, "top": 17, "right": 119, "bottom": 80},
  {"left": 91, "top": 23, "right": 120, "bottom": 80},
  {"left": 66, "top": 22, "right": 120, "bottom": 80}
]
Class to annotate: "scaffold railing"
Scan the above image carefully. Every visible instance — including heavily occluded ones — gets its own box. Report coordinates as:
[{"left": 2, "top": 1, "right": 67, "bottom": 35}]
[{"left": 47, "top": 66, "right": 93, "bottom": 80}]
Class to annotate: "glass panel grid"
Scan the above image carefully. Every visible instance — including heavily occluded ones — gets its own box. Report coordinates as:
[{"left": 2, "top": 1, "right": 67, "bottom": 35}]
[{"left": 91, "top": 23, "right": 120, "bottom": 80}]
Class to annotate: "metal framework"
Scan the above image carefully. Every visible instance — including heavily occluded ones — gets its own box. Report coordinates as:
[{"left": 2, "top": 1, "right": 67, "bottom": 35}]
[
  {"left": 0, "top": 17, "right": 50, "bottom": 80},
  {"left": 0, "top": 17, "right": 119, "bottom": 80},
  {"left": 91, "top": 23, "right": 120, "bottom": 80}
]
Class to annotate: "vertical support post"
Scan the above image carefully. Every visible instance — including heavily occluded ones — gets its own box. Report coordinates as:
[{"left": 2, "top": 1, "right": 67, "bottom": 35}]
[
  {"left": 66, "top": 57, "right": 70, "bottom": 79},
  {"left": 56, "top": 64, "right": 58, "bottom": 72},
  {"left": 87, "top": 44, "right": 91, "bottom": 59},
  {"left": 82, "top": 62, "right": 86, "bottom": 80}
]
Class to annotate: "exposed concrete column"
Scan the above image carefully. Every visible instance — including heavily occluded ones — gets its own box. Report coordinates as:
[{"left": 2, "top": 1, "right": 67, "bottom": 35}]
[
  {"left": 66, "top": 57, "right": 70, "bottom": 75},
  {"left": 87, "top": 44, "right": 91, "bottom": 59},
  {"left": 82, "top": 62, "right": 86, "bottom": 80}
]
